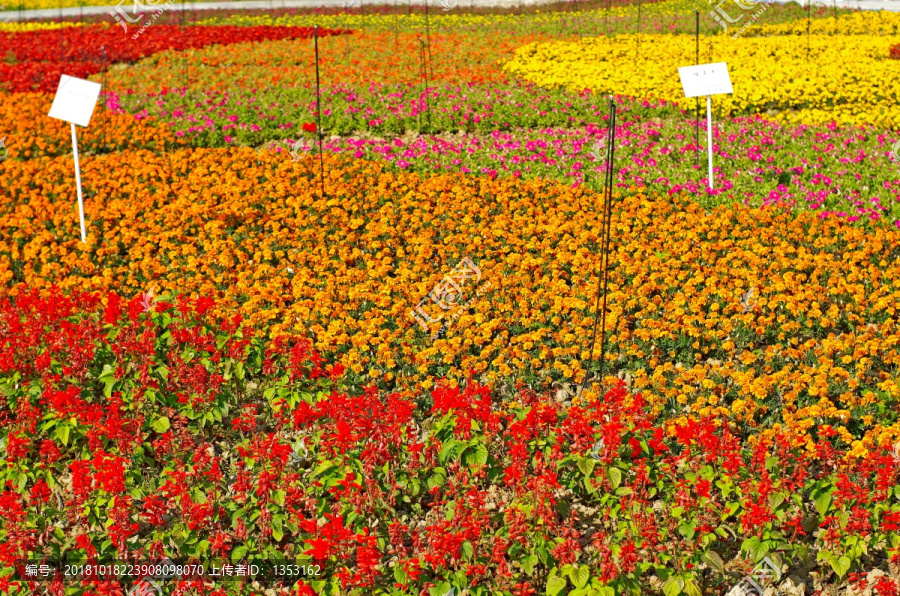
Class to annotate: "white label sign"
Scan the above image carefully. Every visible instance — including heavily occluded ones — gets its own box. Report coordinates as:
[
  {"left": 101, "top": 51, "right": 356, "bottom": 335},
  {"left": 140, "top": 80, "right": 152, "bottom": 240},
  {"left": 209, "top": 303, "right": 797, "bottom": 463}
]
[
  {"left": 48, "top": 75, "right": 102, "bottom": 127},
  {"left": 678, "top": 62, "right": 733, "bottom": 98}
]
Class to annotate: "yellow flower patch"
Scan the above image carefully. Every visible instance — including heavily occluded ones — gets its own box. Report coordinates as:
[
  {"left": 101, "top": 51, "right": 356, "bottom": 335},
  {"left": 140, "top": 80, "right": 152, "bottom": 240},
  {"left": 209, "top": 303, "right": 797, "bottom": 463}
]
[{"left": 503, "top": 18, "right": 900, "bottom": 128}]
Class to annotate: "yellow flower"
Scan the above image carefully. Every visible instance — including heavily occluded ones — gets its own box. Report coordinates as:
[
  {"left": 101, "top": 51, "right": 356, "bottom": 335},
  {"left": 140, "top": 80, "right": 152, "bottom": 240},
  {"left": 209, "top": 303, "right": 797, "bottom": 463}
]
[{"left": 503, "top": 21, "right": 900, "bottom": 128}]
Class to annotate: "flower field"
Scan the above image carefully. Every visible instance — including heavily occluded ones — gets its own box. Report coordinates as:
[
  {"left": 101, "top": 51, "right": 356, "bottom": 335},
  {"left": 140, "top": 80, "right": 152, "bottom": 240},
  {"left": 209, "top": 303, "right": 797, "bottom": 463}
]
[{"left": 1, "top": 1, "right": 900, "bottom": 595}]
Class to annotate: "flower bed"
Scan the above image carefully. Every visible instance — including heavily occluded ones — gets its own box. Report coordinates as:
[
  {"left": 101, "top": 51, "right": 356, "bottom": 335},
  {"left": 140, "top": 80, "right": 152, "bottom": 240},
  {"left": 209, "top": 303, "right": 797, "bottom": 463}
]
[
  {"left": 0, "top": 289, "right": 898, "bottom": 595},
  {"left": 2, "top": 151, "right": 900, "bottom": 451},
  {"left": 503, "top": 14, "right": 900, "bottom": 129},
  {"left": 0, "top": 24, "right": 349, "bottom": 93},
  {"left": 109, "top": 83, "right": 891, "bottom": 226}
]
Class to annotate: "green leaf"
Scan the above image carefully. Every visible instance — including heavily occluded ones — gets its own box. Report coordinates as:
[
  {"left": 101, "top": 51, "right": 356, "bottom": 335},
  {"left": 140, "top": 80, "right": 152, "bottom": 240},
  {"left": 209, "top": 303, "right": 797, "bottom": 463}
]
[
  {"left": 521, "top": 553, "right": 538, "bottom": 575},
  {"left": 439, "top": 440, "right": 461, "bottom": 464},
  {"left": 444, "top": 500, "right": 456, "bottom": 522},
  {"left": 546, "top": 575, "right": 568, "bottom": 596},
  {"left": 742, "top": 536, "right": 768, "bottom": 561},
  {"left": 461, "top": 541, "right": 473, "bottom": 560},
  {"left": 701, "top": 551, "right": 725, "bottom": 575},
  {"left": 151, "top": 417, "right": 170, "bottom": 433},
  {"left": 830, "top": 555, "right": 851, "bottom": 578},
  {"left": 662, "top": 576, "right": 684, "bottom": 596},
  {"left": 571, "top": 565, "right": 590, "bottom": 589},
  {"left": 271, "top": 516, "right": 284, "bottom": 542},
  {"left": 468, "top": 443, "right": 488, "bottom": 467},
  {"left": 678, "top": 521, "right": 696, "bottom": 541},
  {"left": 427, "top": 468, "right": 448, "bottom": 491},
  {"left": 577, "top": 457, "right": 596, "bottom": 477},
  {"left": 393, "top": 565, "right": 408, "bottom": 585},
  {"left": 608, "top": 467, "right": 622, "bottom": 489},
  {"left": 98, "top": 363, "right": 116, "bottom": 381},
  {"left": 231, "top": 545, "right": 248, "bottom": 563},
  {"left": 768, "top": 491, "right": 787, "bottom": 510},
  {"left": 55, "top": 424, "right": 70, "bottom": 447},
  {"left": 814, "top": 491, "right": 832, "bottom": 517},
  {"left": 683, "top": 579, "right": 702, "bottom": 596},
  {"left": 310, "top": 462, "right": 339, "bottom": 479}
]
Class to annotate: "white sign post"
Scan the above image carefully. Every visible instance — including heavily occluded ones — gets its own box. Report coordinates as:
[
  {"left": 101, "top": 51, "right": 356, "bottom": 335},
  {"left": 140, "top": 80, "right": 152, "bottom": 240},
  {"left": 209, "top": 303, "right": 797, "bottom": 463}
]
[
  {"left": 678, "top": 62, "right": 733, "bottom": 190},
  {"left": 47, "top": 75, "right": 102, "bottom": 243}
]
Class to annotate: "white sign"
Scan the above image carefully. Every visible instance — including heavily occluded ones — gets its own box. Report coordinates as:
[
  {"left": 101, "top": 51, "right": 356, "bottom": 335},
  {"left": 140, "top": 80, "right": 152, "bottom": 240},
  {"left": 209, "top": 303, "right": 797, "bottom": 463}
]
[
  {"left": 47, "top": 75, "right": 102, "bottom": 243},
  {"left": 48, "top": 75, "right": 102, "bottom": 127},
  {"left": 678, "top": 62, "right": 733, "bottom": 98}
]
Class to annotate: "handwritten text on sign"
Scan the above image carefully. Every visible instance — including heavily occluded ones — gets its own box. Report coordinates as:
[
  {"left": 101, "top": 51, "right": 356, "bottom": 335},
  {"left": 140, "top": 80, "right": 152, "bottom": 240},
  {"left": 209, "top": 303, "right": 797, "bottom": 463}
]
[{"left": 678, "top": 62, "right": 733, "bottom": 98}]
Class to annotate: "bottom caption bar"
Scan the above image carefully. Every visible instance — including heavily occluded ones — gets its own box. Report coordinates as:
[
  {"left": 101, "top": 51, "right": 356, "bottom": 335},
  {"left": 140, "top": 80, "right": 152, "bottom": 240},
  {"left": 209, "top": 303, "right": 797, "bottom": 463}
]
[{"left": 9, "top": 559, "right": 328, "bottom": 584}]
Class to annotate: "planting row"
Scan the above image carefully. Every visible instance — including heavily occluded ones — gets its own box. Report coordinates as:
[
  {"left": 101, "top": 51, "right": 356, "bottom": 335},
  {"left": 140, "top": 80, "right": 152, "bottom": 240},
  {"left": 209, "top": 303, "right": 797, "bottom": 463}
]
[{"left": 0, "top": 289, "right": 898, "bottom": 594}]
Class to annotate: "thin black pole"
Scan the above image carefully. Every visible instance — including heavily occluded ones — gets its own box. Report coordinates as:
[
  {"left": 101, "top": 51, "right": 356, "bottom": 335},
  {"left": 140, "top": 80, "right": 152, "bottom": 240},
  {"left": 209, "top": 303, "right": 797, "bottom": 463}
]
[
  {"left": 59, "top": 0, "right": 63, "bottom": 68},
  {"left": 314, "top": 26, "right": 326, "bottom": 197},
  {"left": 425, "top": 0, "right": 433, "bottom": 81},
  {"left": 695, "top": 9, "right": 700, "bottom": 170},
  {"left": 636, "top": 0, "right": 641, "bottom": 59},
  {"left": 577, "top": 0, "right": 582, "bottom": 39},
  {"left": 419, "top": 36, "right": 430, "bottom": 134},
  {"left": 78, "top": 3, "right": 84, "bottom": 64},
  {"left": 345, "top": 3, "right": 350, "bottom": 66},
  {"left": 59, "top": 0, "right": 64, "bottom": 66},
  {"left": 597, "top": 100, "right": 617, "bottom": 393},
  {"left": 581, "top": 98, "right": 617, "bottom": 394},
  {"left": 606, "top": 0, "right": 610, "bottom": 35},
  {"left": 101, "top": 46, "right": 107, "bottom": 95},
  {"left": 807, "top": 0, "right": 811, "bottom": 59}
]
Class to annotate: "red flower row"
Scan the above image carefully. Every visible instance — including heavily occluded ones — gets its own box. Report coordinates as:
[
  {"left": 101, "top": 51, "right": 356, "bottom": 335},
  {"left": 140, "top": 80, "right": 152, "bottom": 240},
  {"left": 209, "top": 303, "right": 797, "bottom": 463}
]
[
  {"left": 0, "top": 24, "right": 350, "bottom": 93},
  {"left": 0, "top": 288, "right": 898, "bottom": 595}
]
